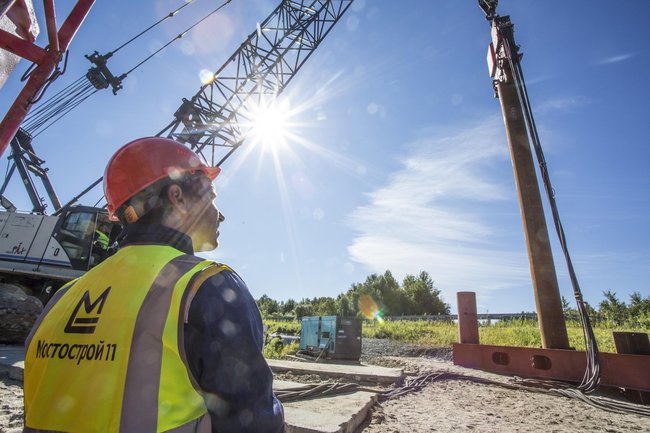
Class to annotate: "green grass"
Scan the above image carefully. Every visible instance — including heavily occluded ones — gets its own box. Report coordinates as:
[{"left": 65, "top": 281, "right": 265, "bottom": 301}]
[
  {"left": 263, "top": 320, "right": 301, "bottom": 359},
  {"left": 264, "top": 318, "right": 650, "bottom": 354},
  {"left": 363, "top": 319, "right": 459, "bottom": 346},
  {"left": 478, "top": 319, "right": 648, "bottom": 352},
  {"left": 263, "top": 338, "right": 299, "bottom": 359},
  {"left": 265, "top": 319, "right": 301, "bottom": 336}
]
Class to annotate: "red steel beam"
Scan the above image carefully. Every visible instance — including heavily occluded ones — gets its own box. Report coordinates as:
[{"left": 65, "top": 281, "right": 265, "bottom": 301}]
[
  {"left": 55, "top": 0, "right": 94, "bottom": 49},
  {"left": 453, "top": 343, "right": 650, "bottom": 392},
  {"left": 0, "top": 28, "right": 46, "bottom": 62},
  {"left": 43, "top": 0, "right": 60, "bottom": 52},
  {"left": 457, "top": 292, "right": 479, "bottom": 344},
  {"left": 0, "top": 0, "right": 95, "bottom": 159}
]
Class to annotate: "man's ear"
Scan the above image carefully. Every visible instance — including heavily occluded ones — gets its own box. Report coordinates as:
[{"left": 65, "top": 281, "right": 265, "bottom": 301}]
[{"left": 165, "top": 184, "right": 189, "bottom": 214}]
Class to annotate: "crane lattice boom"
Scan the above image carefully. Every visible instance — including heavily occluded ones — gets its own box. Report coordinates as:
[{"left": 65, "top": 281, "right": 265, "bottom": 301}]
[{"left": 158, "top": 0, "right": 354, "bottom": 166}]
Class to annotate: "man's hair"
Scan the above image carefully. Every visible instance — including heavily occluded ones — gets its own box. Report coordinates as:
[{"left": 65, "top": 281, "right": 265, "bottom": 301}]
[{"left": 117, "top": 172, "right": 207, "bottom": 225}]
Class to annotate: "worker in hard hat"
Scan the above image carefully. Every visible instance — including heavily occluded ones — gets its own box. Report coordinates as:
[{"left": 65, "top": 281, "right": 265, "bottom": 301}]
[{"left": 23, "top": 137, "right": 285, "bottom": 433}]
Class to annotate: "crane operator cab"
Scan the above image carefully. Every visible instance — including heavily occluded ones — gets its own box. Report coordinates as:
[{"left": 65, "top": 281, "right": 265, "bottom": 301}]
[
  {"left": 53, "top": 206, "right": 120, "bottom": 270},
  {"left": 0, "top": 206, "right": 121, "bottom": 302}
]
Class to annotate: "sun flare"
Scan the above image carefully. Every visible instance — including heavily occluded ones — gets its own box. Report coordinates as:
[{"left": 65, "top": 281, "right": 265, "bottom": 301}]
[{"left": 246, "top": 98, "right": 292, "bottom": 151}]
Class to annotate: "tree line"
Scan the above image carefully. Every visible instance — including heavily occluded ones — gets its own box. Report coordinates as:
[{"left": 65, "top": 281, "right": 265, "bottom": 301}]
[
  {"left": 256, "top": 270, "right": 450, "bottom": 319},
  {"left": 256, "top": 269, "right": 649, "bottom": 329},
  {"left": 563, "top": 290, "right": 650, "bottom": 327}
]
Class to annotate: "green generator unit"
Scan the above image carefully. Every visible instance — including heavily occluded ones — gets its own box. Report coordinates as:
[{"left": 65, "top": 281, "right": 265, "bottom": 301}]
[{"left": 299, "top": 316, "right": 362, "bottom": 361}]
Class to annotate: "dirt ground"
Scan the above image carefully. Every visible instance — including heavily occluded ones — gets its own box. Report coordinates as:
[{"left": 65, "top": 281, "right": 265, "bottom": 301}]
[
  {"left": 354, "top": 356, "right": 650, "bottom": 433},
  {"left": 2, "top": 341, "right": 650, "bottom": 433},
  {"left": 0, "top": 375, "right": 22, "bottom": 433}
]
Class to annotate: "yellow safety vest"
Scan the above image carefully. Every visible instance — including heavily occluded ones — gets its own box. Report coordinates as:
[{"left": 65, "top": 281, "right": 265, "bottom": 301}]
[
  {"left": 24, "top": 245, "right": 227, "bottom": 433},
  {"left": 95, "top": 230, "right": 110, "bottom": 249}
]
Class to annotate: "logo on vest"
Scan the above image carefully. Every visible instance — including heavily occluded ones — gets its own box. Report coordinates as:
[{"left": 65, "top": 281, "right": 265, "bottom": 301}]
[{"left": 65, "top": 287, "right": 111, "bottom": 334}]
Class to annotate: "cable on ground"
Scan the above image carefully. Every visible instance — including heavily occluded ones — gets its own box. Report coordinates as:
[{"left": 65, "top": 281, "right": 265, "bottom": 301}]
[
  {"left": 274, "top": 369, "right": 650, "bottom": 416},
  {"left": 379, "top": 371, "right": 650, "bottom": 417}
]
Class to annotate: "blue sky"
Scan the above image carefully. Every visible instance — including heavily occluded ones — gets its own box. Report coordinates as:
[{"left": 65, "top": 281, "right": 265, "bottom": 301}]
[{"left": 1, "top": 0, "right": 649, "bottom": 314}]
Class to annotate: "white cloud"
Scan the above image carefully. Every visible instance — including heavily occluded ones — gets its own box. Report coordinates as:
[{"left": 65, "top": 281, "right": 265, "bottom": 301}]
[
  {"left": 597, "top": 53, "right": 636, "bottom": 65},
  {"left": 346, "top": 116, "right": 531, "bottom": 304},
  {"left": 346, "top": 15, "right": 360, "bottom": 32},
  {"left": 535, "top": 95, "right": 589, "bottom": 115}
]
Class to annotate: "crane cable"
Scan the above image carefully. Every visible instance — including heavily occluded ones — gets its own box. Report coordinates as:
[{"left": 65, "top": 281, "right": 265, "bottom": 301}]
[
  {"left": 23, "top": 76, "right": 98, "bottom": 136},
  {"left": 22, "top": 0, "right": 197, "bottom": 137},
  {"left": 498, "top": 26, "right": 602, "bottom": 394},
  {"left": 105, "top": 0, "right": 196, "bottom": 59},
  {"left": 121, "top": 0, "right": 233, "bottom": 78},
  {"left": 20, "top": 0, "right": 234, "bottom": 137},
  {"left": 20, "top": 49, "right": 70, "bottom": 107},
  {"left": 34, "top": 0, "right": 232, "bottom": 211}
]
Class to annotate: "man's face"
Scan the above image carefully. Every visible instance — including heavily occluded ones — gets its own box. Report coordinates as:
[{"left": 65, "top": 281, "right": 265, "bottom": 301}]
[{"left": 183, "top": 175, "right": 224, "bottom": 252}]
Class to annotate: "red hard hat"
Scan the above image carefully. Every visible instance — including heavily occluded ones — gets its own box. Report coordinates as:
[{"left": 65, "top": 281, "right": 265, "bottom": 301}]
[{"left": 104, "top": 137, "right": 220, "bottom": 221}]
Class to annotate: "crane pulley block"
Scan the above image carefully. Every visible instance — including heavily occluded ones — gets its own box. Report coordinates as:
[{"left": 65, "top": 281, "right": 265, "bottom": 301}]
[
  {"left": 85, "top": 51, "right": 125, "bottom": 94},
  {"left": 173, "top": 99, "right": 205, "bottom": 127}
]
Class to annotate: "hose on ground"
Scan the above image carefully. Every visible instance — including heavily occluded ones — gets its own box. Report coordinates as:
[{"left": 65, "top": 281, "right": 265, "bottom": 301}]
[{"left": 275, "top": 370, "right": 650, "bottom": 417}]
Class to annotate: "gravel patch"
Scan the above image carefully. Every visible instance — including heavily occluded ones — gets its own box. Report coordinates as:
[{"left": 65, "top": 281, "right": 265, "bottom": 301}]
[
  {"left": 361, "top": 338, "right": 452, "bottom": 364},
  {"left": 0, "top": 374, "right": 23, "bottom": 433},
  {"left": 274, "top": 338, "right": 453, "bottom": 383}
]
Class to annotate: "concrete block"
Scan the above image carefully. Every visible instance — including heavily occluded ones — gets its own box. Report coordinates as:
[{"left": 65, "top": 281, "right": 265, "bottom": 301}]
[
  {"left": 283, "top": 389, "right": 376, "bottom": 433},
  {"left": 268, "top": 359, "right": 403, "bottom": 386}
]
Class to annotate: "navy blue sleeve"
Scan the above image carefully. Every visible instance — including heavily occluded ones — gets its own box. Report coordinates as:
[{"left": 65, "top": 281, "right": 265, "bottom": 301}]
[{"left": 184, "top": 269, "right": 285, "bottom": 433}]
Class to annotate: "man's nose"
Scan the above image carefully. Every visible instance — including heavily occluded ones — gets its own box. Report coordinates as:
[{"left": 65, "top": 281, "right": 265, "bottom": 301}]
[{"left": 218, "top": 210, "right": 225, "bottom": 223}]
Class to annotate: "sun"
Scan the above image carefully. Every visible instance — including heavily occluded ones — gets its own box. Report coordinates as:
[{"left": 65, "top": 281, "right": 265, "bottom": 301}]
[{"left": 245, "top": 97, "right": 292, "bottom": 151}]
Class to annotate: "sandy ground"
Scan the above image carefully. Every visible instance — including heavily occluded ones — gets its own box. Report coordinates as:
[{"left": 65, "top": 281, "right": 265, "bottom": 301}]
[
  {"left": 2, "top": 350, "right": 650, "bottom": 432},
  {"left": 0, "top": 375, "right": 22, "bottom": 433},
  {"left": 355, "top": 356, "right": 650, "bottom": 433}
]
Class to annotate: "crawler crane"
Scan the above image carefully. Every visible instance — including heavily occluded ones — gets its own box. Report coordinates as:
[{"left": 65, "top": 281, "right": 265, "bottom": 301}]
[{"left": 0, "top": 0, "right": 353, "bottom": 341}]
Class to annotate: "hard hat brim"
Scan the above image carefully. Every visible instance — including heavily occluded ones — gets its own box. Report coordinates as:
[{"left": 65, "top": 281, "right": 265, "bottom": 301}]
[{"left": 203, "top": 165, "right": 221, "bottom": 180}]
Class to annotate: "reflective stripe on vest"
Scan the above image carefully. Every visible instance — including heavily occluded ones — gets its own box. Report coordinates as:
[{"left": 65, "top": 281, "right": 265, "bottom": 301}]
[{"left": 24, "top": 245, "right": 226, "bottom": 433}]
